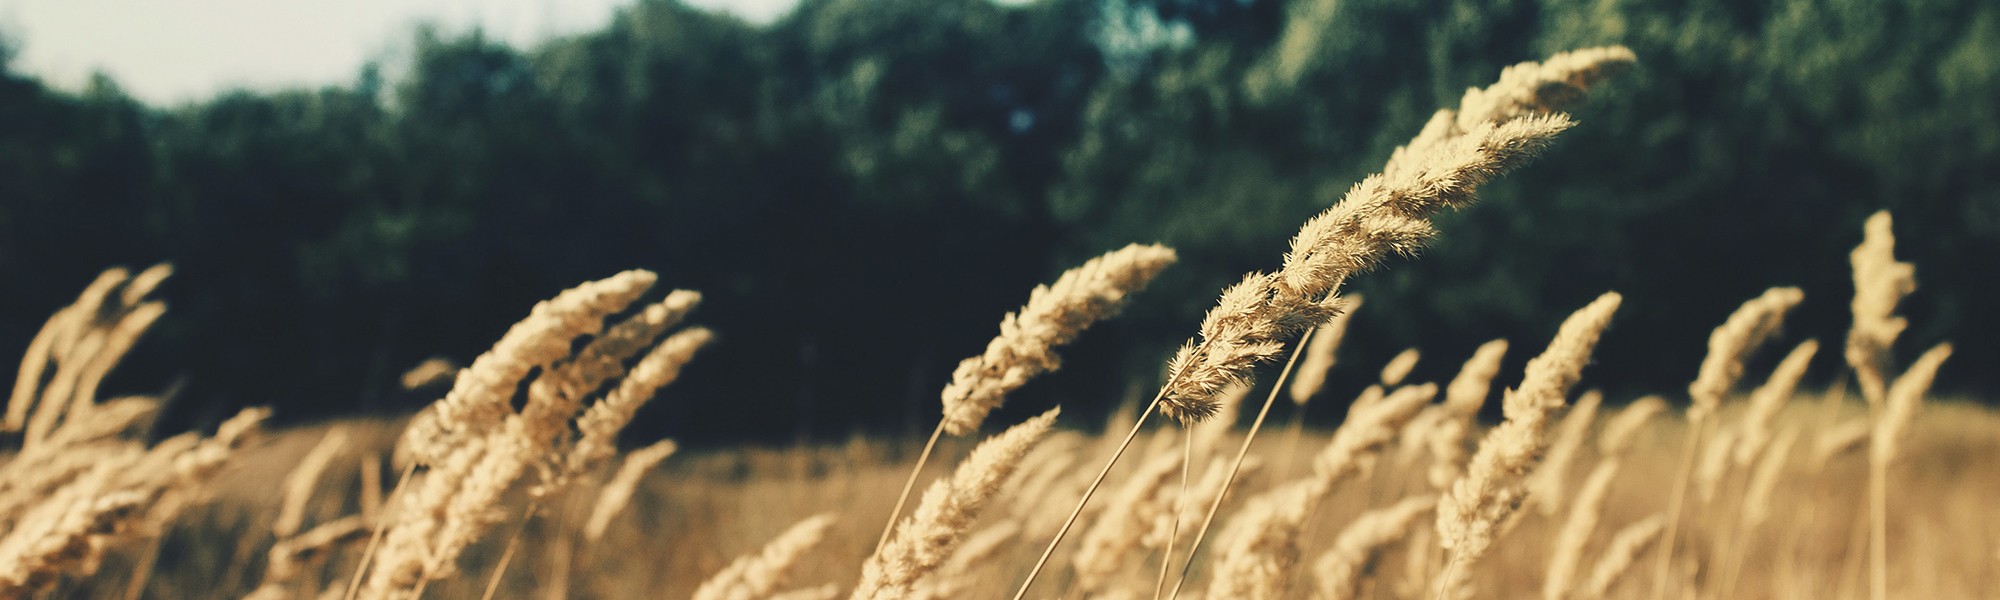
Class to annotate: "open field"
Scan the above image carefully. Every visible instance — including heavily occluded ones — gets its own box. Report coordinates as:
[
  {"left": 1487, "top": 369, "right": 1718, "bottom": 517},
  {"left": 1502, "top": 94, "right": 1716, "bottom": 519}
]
[{"left": 1, "top": 45, "right": 1982, "bottom": 600}]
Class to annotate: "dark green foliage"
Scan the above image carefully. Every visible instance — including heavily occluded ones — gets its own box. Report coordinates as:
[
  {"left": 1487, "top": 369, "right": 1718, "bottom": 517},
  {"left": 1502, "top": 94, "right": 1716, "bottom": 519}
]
[{"left": 0, "top": 0, "right": 1992, "bottom": 442}]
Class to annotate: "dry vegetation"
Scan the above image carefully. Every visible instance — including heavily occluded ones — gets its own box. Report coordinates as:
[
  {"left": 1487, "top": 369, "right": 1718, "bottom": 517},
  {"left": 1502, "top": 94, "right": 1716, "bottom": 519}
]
[{"left": 2, "top": 46, "right": 1988, "bottom": 599}]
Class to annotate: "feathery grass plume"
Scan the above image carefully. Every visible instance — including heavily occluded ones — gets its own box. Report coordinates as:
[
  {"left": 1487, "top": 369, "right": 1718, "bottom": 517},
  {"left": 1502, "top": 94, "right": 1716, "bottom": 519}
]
[
  {"left": 520, "top": 291, "right": 699, "bottom": 470},
  {"left": 1428, "top": 340, "right": 1509, "bottom": 488},
  {"left": 65, "top": 300, "right": 166, "bottom": 424},
  {"left": 1436, "top": 293, "right": 1621, "bottom": 585},
  {"left": 941, "top": 244, "right": 1176, "bottom": 435},
  {"left": 1379, "top": 349, "right": 1421, "bottom": 387},
  {"left": 1583, "top": 515, "right": 1666, "bottom": 598},
  {"left": 1867, "top": 343, "right": 1949, "bottom": 600},
  {"left": 1205, "top": 385, "right": 1437, "bottom": 599},
  {"left": 1845, "top": 212, "right": 1914, "bottom": 405},
  {"left": 1528, "top": 390, "right": 1602, "bottom": 516},
  {"left": 401, "top": 270, "right": 657, "bottom": 465},
  {"left": 1742, "top": 427, "right": 1800, "bottom": 529},
  {"left": 583, "top": 439, "right": 678, "bottom": 542},
  {"left": 6, "top": 268, "right": 127, "bottom": 432},
  {"left": 1544, "top": 400, "right": 1658, "bottom": 600},
  {"left": 276, "top": 427, "right": 352, "bottom": 539},
  {"left": 1545, "top": 457, "right": 1617, "bottom": 600},
  {"left": 364, "top": 273, "right": 710, "bottom": 599},
  {"left": 40, "top": 395, "right": 160, "bottom": 448},
  {"left": 855, "top": 409, "right": 1058, "bottom": 600},
  {"left": 399, "top": 358, "right": 459, "bottom": 391},
  {"left": 693, "top": 513, "right": 837, "bottom": 600},
  {"left": 1163, "top": 114, "right": 1578, "bottom": 422},
  {"left": 1694, "top": 428, "right": 1740, "bottom": 504},
  {"left": 1204, "top": 481, "right": 1316, "bottom": 600},
  {"left": 1288, "top": 296, "right": 1363, "bottom": 404},
  {"left": 1689, "top": 287, "right": 1806, "bottom": 422},
  {"left": 0, "top": 407, "right": 265, "bottom": 598},
  {"left": 1314, "top": 496, "right": 1436, "bottom": 600},
  {"left": 1734, "top": 340, "right": 1819, "bottom": 466},
  {"left": 1403, "top": 46, "right": 1639, "bottom": 161},
  {"left": 1073, "top": 451, "right": 1183, "bottom": 591},
  {"left": 566, "top": 326, "right": 714, "bottom": 477},
  {"left": 1601, "top": 397, "right": 1666, "bottom": 456},
  {"left": 1314, "top": 384, "right": 1438, "bottom": 491},
  {"left": 911, "top": 523, "right": 1018, "bottom": 600},
  {"left": 1870, "top": 343, "right": 1952, "bottom": 466}
]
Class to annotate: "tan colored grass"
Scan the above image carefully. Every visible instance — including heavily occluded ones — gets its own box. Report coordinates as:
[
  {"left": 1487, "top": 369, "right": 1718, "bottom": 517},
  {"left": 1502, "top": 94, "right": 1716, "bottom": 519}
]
[
  {"left": 1288, "top": 296, "right": 1364, "bottom": 404},
  {"left": 693, "top": 513, "right": 837, "bottom": 600}
]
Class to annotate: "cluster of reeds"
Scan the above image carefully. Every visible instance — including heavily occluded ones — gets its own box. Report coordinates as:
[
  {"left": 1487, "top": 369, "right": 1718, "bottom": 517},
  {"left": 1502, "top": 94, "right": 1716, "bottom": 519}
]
[{"left": 3, "top": 43, "right": 1976, "bottom": 600}]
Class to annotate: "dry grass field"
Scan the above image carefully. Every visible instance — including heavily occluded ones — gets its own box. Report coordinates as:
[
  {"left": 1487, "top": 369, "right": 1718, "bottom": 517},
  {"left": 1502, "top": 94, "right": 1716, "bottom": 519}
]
[{"left": 1, "top": 46, "right": 1986, "bottom": 600}]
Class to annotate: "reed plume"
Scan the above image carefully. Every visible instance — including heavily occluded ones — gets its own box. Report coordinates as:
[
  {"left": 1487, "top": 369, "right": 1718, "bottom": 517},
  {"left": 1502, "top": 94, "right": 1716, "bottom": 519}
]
[
  {"left": 1528, "top": 390, "right": 1602, "bottom": 516},
  {"left": 1584, "top": 515, "right": 1666, "bottom": 598},
  {"left": 1428, "top": 340, "right": 1509, "bottom": 489},
  {"left": 1845, "top": 211, "right": 1914, "bottom": 405},
  {"left": 694, "top": 514, "right": 838, "bottom": 600},
  {"left": 855, "top": 409, "right": 1058, "bottom": 600},
  {"left": 583, "top": 439, "right": 678, "bottom": 542},
  {"left": 1436, "top": 293, "right": 1622, "bottom": 592},
  {"left": 1314, "top": 496, "right": 1436, "bottom": 600},
  {"left": 940, "top": 244, "right": 1176, "bottom": 435}
]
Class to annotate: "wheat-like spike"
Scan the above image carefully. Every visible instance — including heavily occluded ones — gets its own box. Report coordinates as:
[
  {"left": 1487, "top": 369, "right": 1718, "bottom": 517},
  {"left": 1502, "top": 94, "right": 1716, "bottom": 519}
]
[
  {"left": 1871, "top": 344, "right": 1952, "bottom": 466},
  {"left": 66, "top": 300, "right": 166, "bottom": 418},
  {"left": 1693, "top": 427, "right": 1740, "bottom": 504},
  {"left": 1313, "top": 495, "right": 1436, "bottom": 600},
  {"left": 1436, "top": 293, "right": 1621, "bottom": 584},
  {"left": 1734, "top": 340, "right": 1819, "bottom": 466},
  {"left": 403, "top": 270, "right": 657, "bottom": 465},
  {"left": 1428, "top": 340, "right": 1510, "bottom": 489},
  {"left": 568, "top": 326, "right": 713, "bottom": 476},
  {"left": 1742, "top": 427, "right": 1800, "bottom": 528},
  {"left": 1289, "top": 296, "right": 1363, "bottom": 404},
  {"left": 694, "top": 513, "right": 838, "bottom": 600},
  {"left": 399, "top": 358, "right": 459, "bottom": 391},
  {"left": 7, "top": 268, "right": 131, "bottom": 432},
  {"left": 911, "top": 523, "right": 1019, "bottom": 600},
  {"left": 1206, "top": 385, "right": 1435, "bottom": 600},
  {"left": 276, "top": 427, "right": 352, "bottom": 539},
  {"left": 1845, "top": 212, "right": 1914, "bottom": 406},
  {"left": 583, "top": 439, "right": 678, "bottom": 542},
  {"left": 520, "top": 291, "right": 700, "bottom": 467},
  {"left": 41, "top": 395, "right": 160, "bottom": 448},
  {"left": 1164, "top": 115, "right": 1578, "bottom": 421},
  {"left": 1528, "top": 390, "right": 1602, "bottom": 516},
  {"left": 1205, "top": 481, "right": 1317, "bottom": 600},
  {"left": 1193, "top": 384, "right": 1250, "bottom": 460},
  {"left": 1544, "top": 459, "right": 1620, "bottom": 600},
  {"left": 1582, "top": 515, "right": 1666, "bottom": 598},
  {"left": 855, "top": 409, "right": 1058, "bottom": 600},
  {"left": 1072, "top": 450, "right": 1183, "bottom": 591},
  {"left": 1390, "top": 46, "right": 1637, "bottom": 165},
  {"left": 941, "top": 244, "right": 1176, "bottom": 435},
  {"left": 1599, "top": 397, "right": 1665, "bottom": 456},
  {"left": 1689, "top": 287, "right": 1805, "bottom": 421},
  {"left": 1379, "top": 349, "right": 1421, "bottom": 387}
]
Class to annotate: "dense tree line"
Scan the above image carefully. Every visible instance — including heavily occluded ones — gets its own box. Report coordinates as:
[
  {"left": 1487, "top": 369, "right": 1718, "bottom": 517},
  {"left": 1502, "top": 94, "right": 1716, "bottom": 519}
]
[{"left": 2, "top": 0, "right": 1994, "bottom": 443}]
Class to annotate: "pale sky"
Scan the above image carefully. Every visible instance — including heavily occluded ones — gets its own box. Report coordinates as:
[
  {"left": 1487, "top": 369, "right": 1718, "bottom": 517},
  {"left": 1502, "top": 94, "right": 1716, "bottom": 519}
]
[{"left": 0, "top": 0, "right": 800, "bottom": 105}]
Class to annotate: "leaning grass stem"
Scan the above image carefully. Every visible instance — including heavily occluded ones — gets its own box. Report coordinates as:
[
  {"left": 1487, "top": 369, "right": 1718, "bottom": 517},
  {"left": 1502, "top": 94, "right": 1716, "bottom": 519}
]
[
  {"left": 479, "top": 500, "right": 543, "bottom": 600},
  {"left": 1166, "top": 328, "right": 1313, "bottom": 599},
  {"left": 1011, "top": 392, "right": 1160, "bottom": 600},
  {"left": 343, "top": 461, "right": 418, "bottom": 600},
  {"left": 875, "top": 422, "right": 946, "bottom": 555},
  {"left": 1153, "top": 428, "right": 1192, "bottom": 600}
]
